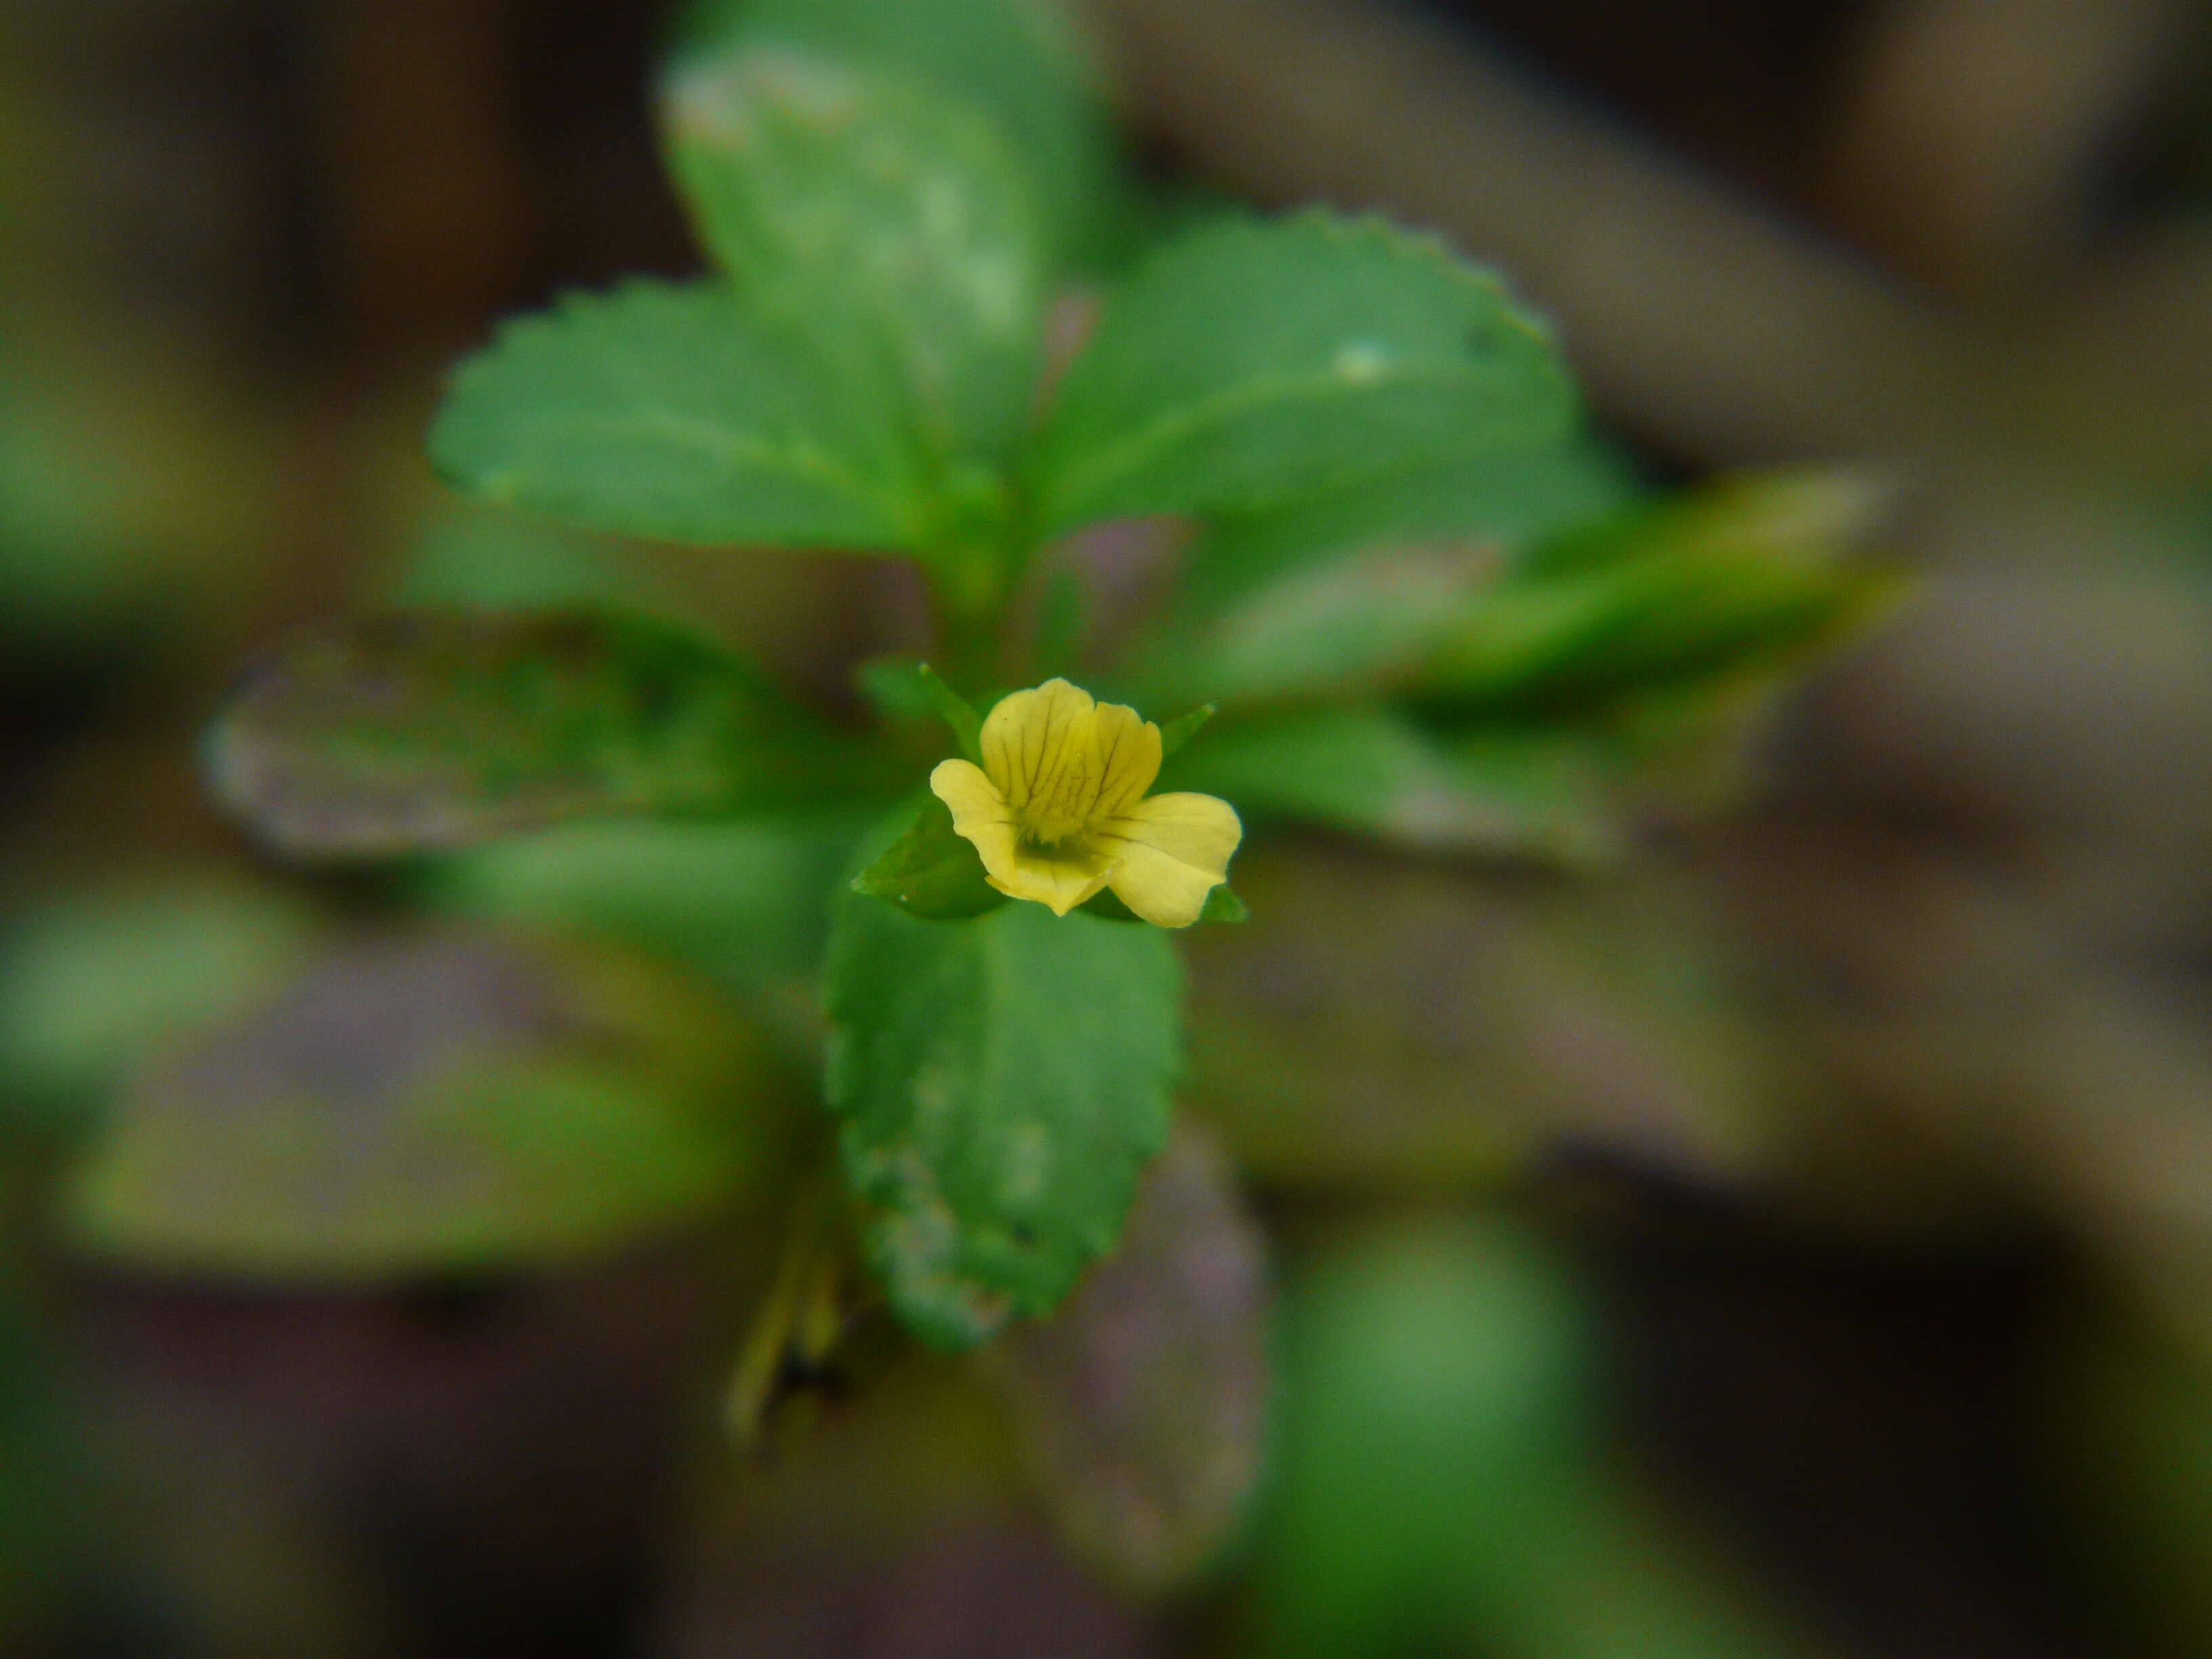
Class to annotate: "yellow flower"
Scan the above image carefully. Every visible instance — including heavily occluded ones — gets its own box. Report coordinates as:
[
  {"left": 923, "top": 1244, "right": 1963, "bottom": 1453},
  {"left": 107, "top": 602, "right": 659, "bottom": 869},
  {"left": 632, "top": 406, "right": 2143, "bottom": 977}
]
[{"left": 930, "top": 678, "right": 1242, "bottom": 928}]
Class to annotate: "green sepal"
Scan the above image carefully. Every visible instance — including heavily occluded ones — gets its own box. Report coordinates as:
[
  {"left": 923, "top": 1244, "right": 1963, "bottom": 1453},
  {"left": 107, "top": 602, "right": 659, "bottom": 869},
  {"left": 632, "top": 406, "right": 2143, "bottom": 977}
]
[
  {"left": 1202, "top": 885, "right": 1252, "bottom": 924},
  {"left": 1155, "top": 702, "right": 1216, "bottom": 758},
  {"left": 852, "top": 657, "right": 984, "bottom": 759},
  {"left": 851, "top": 790, "right": 1006, "bottom": 921},
  {"left": 918, "top": 663, "right": 985, "bottom": 763},
  {"left": 854, "top": 654, "right": 940, "bottom": 723}
]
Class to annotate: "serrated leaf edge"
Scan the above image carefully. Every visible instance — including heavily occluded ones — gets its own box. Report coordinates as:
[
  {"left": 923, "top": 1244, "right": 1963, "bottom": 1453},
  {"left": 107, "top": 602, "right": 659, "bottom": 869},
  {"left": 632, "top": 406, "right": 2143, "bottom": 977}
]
[
  {"left": 1035, "top": 212, "right": 1570, "bottom": 530},
  {"left": 432, "top": 279, "right": 926, "bottom": 552}
]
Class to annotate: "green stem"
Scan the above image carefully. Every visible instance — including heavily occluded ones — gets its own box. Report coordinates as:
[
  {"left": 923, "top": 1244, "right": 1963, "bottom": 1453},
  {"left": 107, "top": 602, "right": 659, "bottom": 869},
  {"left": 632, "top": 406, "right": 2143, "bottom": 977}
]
[{"left": 924, "top": 466, "right": 1038, "bottom": 694}]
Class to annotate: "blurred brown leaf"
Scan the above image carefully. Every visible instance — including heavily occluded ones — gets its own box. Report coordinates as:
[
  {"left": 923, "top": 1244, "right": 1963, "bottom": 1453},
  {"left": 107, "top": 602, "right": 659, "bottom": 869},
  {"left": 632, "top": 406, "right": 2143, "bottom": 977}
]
[
  {"left": 61, "top": 927, "right": 797, "bottom": 1279},
  {"left": 985, "top": 1121, "right": 1269, "bottom": 1597},
  {"left": 1181, "top": 838, "right": 1799, "bottom": 1192}
]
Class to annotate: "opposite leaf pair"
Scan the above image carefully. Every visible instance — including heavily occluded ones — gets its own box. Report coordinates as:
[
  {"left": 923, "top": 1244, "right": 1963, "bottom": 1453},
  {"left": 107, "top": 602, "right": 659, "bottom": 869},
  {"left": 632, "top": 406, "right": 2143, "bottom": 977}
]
[{"left": 432, "top": 26, "right": 1578, "bottom": 623}]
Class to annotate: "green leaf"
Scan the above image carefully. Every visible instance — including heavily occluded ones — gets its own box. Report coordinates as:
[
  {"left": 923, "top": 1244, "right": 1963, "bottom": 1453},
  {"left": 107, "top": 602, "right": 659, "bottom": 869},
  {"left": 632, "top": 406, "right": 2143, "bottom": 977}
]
[
  {"left": 1030, "top": 213, "right": 1577, "bottom": 532},
  {"left": 1136, "top": 466, "right": 1893, "bottom": 820},
  {"left": 851, "top": 790, "right": 1006, "bottom": 920},
  {"left": 1407, "top": 466, "right": 1902, "bottom": 724},
  {"left": 1408, "top": 466, "right": 1902, "bottom": 718},
  {"left": 0, "top": 880, "right": 322, "bottom": 1129},
  {"left": 986, "top": 1122, "right": 1268, "bottom": 1596},
  {"left": 383, "top": 505, "right": 662, "bottom": 615},
  {"left": 823, "top": 880, "right": 1182, "bottom": 1348},
  {"left": 672, "top": 0, "right": 1128, "bottom": 270},
  {"left": 415, "top": 806, "right": 870, "bottom": 999},
  {"left": 1174, "top": 434, "right": 1644, "bottom": 621},
  {"left": 664, "top": 46, "right": 1047, "bottom": 464},
  {"left": 1416, "top": 546, "right": 1891, "bottom": 717},
  {"left": 58, "top": 930, "right": 798, "bottom": 1278},
  {"left": 207, "top": 609, "right": 873, "bottom": 859},
  {"left": 430, "top": 278, "right": 923, "bottom": 552},
  {"left": 1138, "top": 543, "right": 1502, "bottom": 714},
  {"left": 1127, "top": 438, "right": 1645, "bottom": 716},
  {"left": 1166, "top": 706, "right": 1627, "bottom": 865},
  {"left": 1520, "top": 464, "right": 1891, "bottom": 580}
]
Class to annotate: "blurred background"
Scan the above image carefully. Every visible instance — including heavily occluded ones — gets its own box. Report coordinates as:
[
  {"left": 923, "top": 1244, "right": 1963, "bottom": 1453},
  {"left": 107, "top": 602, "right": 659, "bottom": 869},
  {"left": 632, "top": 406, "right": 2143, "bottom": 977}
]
[{"left": 7, "top": 1, "right": 2212, "bottom": 1655}]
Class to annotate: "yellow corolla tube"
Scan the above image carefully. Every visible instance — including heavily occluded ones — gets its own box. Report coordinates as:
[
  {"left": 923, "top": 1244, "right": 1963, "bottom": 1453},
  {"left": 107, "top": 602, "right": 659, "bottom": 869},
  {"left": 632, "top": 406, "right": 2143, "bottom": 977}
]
[{"left": 930, "top": 678, "right": 1242, "bottom": 928}]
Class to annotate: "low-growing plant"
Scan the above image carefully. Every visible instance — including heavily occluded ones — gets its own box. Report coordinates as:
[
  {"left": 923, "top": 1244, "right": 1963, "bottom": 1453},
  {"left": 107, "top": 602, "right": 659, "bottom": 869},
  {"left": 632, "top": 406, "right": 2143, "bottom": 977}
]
[{"left": 57, "top": 0, "right": 1889, "bottom": 1599}]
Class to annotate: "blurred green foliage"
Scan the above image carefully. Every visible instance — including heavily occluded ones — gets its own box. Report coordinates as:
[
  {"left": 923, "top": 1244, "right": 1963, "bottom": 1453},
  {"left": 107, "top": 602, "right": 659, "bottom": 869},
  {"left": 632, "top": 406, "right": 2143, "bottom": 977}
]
[
  {"left": 232, "top": 0, "right": 1889, "bottom": 1373},
  {"left": 0, "top": 2, "right": 1944, "bottom": 1647},
  {"left": 0, "top": 1267, "right": 71, "bottom": 1647},
  {"left": 0, "top": 377, "right": 150, "bottom": 640},
  {"left": 673, "top": 0, "right": 1129, "bottom": 270},
  {"left": 665, "top": 44, "right": 1048, "bottom": 468},
  {"left": 0, "top": 880, "right": 321, "bottom": 1132},
  {"left": 419, "top": 808, "right": 867, "bottom": 1008},
  {"left": 1264, "top": 1220, "right": 1804, "bottom": 1659}
]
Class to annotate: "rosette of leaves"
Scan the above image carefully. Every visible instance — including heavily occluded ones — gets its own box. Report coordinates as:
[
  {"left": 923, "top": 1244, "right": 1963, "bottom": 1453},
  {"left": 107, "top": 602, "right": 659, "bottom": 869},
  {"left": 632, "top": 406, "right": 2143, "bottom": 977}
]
[{"left": 203, "top": 0, "right": 1886, "bottom": 1397}]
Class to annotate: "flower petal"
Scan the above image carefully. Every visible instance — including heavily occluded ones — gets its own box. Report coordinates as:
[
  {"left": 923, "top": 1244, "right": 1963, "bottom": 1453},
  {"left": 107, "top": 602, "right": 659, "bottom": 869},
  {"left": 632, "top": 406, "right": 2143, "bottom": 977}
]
[
  {"left": 931, "top": 758, "right": 1021, "bottom": 886},
  {"left": 989, "top": 846, "right": 1118, "bottom": 916},
  {"left": 981, "top": 678, "right": 1095, "bottom": 815},
  {"left": 1089, "top": 699, "right": 1162, "bottom": 821},
  {"left": 934, "top": 757, "right": 1117, "bottom": 916},
  {"left": 1097, "top": 792, "right": 1244, "bottom": 928}
]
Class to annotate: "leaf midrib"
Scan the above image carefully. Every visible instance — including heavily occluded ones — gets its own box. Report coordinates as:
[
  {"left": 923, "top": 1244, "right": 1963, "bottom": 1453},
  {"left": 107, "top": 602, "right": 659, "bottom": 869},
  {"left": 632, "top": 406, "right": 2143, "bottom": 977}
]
[
  {"left": 517, "top": 409, "right": 924, "bottom": 544},
  {"left": 1040, "top": 354, "right": 1557, "bottom": 527}
]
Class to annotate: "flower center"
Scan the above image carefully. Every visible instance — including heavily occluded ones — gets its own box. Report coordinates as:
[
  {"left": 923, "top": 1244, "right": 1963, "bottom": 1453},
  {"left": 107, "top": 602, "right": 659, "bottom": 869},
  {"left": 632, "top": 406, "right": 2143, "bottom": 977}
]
[{"left": 1017, "top": 760, "right": 1102, "bottom": 848}]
